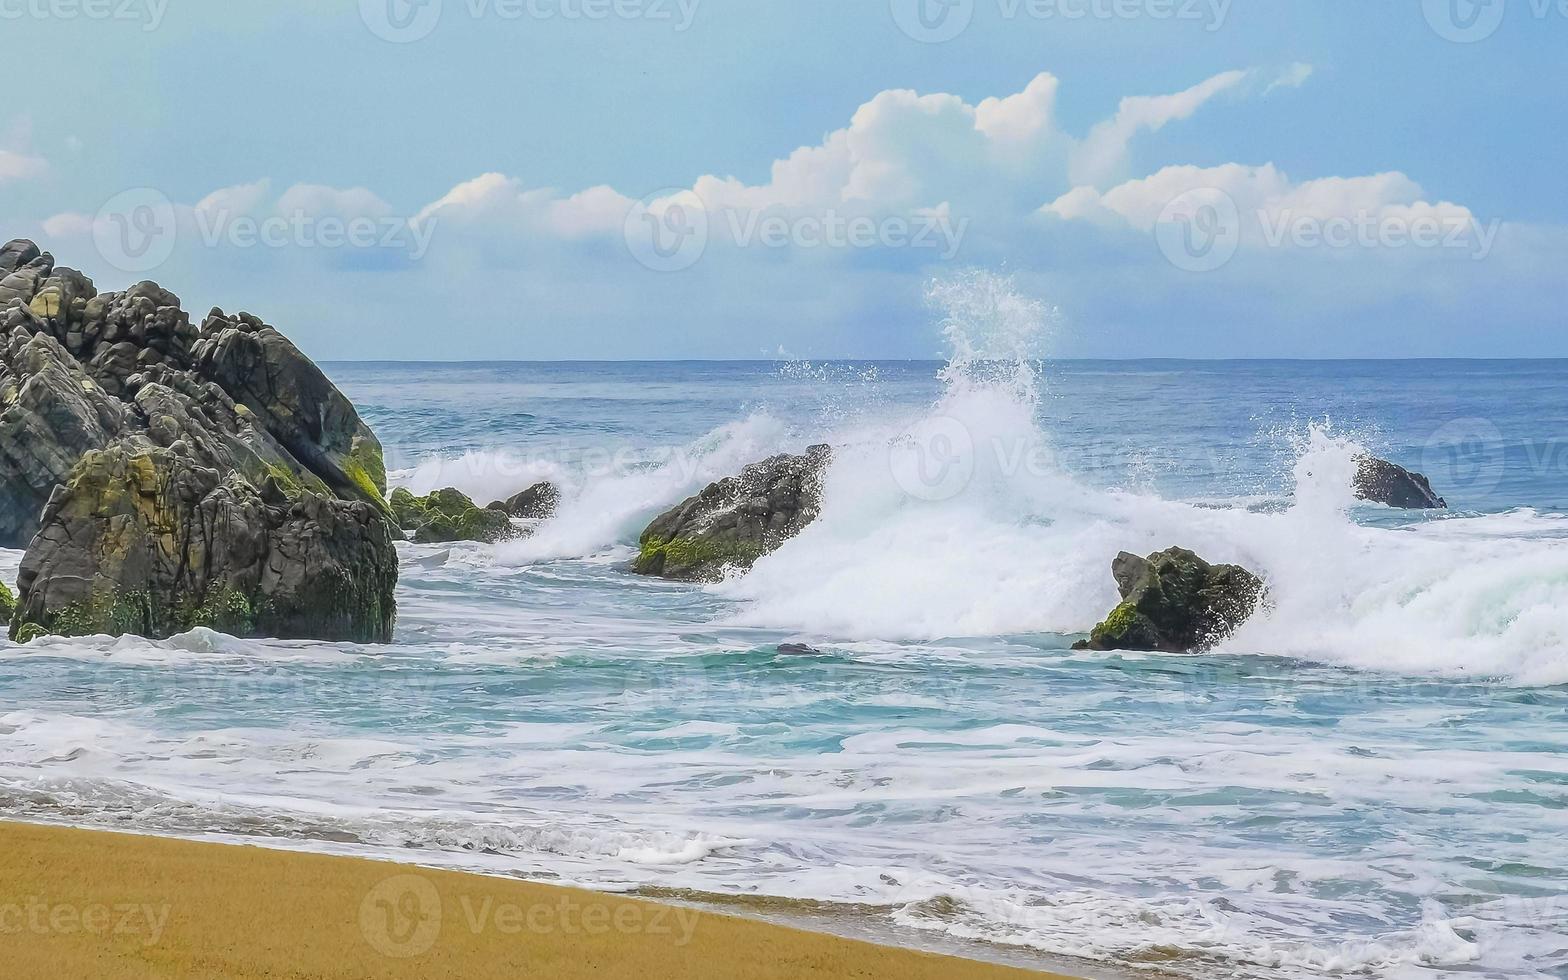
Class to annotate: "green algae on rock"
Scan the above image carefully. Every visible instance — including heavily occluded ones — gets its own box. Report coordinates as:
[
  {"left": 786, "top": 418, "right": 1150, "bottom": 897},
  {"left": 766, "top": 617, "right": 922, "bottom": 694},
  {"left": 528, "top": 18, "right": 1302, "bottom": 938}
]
[
  {"left": 390, "top": 487, "right": 517, "bottom": 544},
  {"left": 1075, "top": 547, "right": 1264, "bottom": 653},
  {"left": 634, "top": 446, "right": 830, "bottom": 582},
  {"left": 0, "top": 238, "right": 398, "bottom": 643},
  {"left": 9, "top": 443, "right": 397, "bottom": 644}
]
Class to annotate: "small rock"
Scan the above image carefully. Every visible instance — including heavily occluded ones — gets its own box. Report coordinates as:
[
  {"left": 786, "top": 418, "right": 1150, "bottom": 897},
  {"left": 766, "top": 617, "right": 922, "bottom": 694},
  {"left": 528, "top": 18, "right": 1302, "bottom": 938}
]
[
  {"left": 634, "top": 446, "right": 831, "bottom": 582},
  {"left": 776, "top": 642, "right": 821, "bottom": 656},
  {"left": 488, "top": 481, "right": 559, "bottom": 519},
  {"left": 1354, "top": 455, "right": 1447, "bottom": 509},
  {"left": 1075, "top": 547, "right": 1264, "bottom": 653},
  {"left": 390, "top": 487, "right": 516, "bottom": 544}
]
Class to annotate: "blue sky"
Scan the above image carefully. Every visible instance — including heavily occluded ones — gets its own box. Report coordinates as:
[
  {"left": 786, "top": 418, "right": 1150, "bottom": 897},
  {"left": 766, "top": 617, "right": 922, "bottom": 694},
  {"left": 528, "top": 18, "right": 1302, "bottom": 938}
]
[{"left": 2, "top": 0, "right": 1564, "bottom": 359}]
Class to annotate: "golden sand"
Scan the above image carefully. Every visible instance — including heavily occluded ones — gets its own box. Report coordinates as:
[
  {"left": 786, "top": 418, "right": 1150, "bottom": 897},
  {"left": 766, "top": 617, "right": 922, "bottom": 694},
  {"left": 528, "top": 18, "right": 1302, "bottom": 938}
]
[{"left": 0, "top": 822, "right": 1074, "bottom": 979}]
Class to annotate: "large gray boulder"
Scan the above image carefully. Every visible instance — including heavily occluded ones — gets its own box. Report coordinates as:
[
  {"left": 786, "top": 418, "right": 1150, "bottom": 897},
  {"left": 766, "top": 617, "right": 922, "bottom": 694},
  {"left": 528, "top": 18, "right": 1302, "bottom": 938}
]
[
  {"left": 634, "top": 446, "right": 831, "bottom": 582},
  {"left": 1354, "top": 456, "right": 1446, "bottom": 509},
  {"left": 0, "top": 239, "right": 397, "bottom": 643},
  {"left": 11, "top": 444, "right": 396, "bottom": 643},
  {"left": 1075, "top": 547, "right": 1265, "bottom": 653}
]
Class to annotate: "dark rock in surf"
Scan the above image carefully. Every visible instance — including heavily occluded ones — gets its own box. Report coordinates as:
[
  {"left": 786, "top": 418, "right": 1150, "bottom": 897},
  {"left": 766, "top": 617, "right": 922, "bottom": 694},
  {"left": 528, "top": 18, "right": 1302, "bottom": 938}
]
[
  {"left": 1073, "top": 547, "right": 1264, "bottom": 653},
  {"left": 488, "top": 481, "right": 559, "bottom": 520},
  {"left": 1, "top": 238, "right": 397, "bottom": 643},
  {"left": 390, "top": 487, "right": 516, "bottom": 544},
  {"left": 634, "top": 445, "right": 831, "bottom": 582},
  {"left": 776, "top": 642, "right": 821, "bottom": 656},
  {"left": 12, "top": 444, "right": 396, "bottom": 644},
  {"left": 1353, "top": 456, "right": 1446, "bottom": 509}
]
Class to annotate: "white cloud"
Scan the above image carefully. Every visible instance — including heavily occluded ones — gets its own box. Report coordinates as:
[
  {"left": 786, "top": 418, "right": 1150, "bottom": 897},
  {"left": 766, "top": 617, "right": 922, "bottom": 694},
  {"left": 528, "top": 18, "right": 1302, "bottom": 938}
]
[
  {"left": 1043, "top": 162, "right": 1478, "bottom": 251},
  {"left": 22, "top": 65, "right": 1560, "bottom": 359},
  {"left": 0, "top": 150, "right": 48, "bottom": 184}
]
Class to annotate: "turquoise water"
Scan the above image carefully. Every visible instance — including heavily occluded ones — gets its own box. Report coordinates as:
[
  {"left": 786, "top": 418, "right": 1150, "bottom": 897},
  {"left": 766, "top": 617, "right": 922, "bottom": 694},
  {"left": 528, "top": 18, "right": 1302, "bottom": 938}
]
[{"left": 2, "top": 317, "right": 1566, "bottom": 976}]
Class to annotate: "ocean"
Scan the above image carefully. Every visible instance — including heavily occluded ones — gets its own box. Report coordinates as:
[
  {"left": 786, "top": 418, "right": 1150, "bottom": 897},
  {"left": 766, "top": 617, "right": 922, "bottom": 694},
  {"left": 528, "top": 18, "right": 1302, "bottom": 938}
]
[{"left": 2, "top": 280, "right": 1565, "bottom": 978}]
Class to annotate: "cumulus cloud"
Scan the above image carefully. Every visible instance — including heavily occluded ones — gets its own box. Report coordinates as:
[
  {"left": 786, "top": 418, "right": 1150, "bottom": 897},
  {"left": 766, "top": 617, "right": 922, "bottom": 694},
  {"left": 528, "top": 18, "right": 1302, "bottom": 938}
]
[
  {"left": 1042, "top": 162, "right": 1481, "bottom": 255},
  {"left": 22, "top": 65, "right": 1560, "bottom": 359}
]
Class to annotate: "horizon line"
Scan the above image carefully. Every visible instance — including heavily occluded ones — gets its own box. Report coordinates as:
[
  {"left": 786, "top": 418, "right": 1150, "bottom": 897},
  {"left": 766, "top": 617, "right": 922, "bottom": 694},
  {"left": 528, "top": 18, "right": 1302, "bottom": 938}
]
[{"left": 320, "top": 355, "right": 1568, "bottom": 364}]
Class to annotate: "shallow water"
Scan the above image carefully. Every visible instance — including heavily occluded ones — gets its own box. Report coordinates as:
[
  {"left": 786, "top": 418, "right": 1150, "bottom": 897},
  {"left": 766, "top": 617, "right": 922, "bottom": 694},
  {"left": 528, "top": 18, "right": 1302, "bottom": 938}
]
[{"left": 2, "top": 282, "right": 1566, "bottom": 978}]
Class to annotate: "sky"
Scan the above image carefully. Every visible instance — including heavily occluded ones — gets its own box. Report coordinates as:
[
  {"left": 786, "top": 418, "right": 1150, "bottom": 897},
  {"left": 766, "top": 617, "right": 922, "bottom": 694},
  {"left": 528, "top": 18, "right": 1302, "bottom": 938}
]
[{"left": 1, "top": 0, "right": 1564, "bottom": 360}]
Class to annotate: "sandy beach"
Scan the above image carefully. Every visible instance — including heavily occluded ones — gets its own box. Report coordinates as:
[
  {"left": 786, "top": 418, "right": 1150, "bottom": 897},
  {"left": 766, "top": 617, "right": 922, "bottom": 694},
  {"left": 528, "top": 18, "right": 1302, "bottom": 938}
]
[{"left": 0, "top": 822, "right": 1075, "bottom": 979}]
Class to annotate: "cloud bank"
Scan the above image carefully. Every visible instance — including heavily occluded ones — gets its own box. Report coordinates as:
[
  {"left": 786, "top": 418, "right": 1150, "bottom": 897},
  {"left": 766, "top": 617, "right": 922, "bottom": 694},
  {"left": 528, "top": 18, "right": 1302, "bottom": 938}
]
[{"left": 21, "top": 66, "right": 1564, "bottom": 359}]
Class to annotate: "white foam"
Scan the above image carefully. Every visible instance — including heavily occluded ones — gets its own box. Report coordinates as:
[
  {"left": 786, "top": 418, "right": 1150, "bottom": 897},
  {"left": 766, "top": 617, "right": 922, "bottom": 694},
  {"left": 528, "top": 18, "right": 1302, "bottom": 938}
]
[{"left": 698, "top": 274, "right": 1568, "bottom": 685}]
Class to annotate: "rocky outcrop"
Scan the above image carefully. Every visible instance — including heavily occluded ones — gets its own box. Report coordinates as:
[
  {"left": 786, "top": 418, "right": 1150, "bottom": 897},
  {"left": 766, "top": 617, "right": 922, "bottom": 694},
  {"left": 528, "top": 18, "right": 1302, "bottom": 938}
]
[
  {"left": 0, "top": 579, "right": 13, "bottom": 625},
  {"left": 11, "top": 444, "right": 396, "bottom": 643},
  {"left": 390, "top": 487, "right": 515, "bottom": 544},
  {"left": 634, "top": 446, "right": 831, "bottom": 582},
  {"left": 1074, "top": 547, "right": 1264, "bottom": 653},
  {"left": 1354, "top": 456, "right": 1446, "bottom": 509},
  {"left": 488, "top": 481, "right": 559, "bottom": 520},
  {"left": 1, "top": 239, "right": 397, "bottom": 643}
]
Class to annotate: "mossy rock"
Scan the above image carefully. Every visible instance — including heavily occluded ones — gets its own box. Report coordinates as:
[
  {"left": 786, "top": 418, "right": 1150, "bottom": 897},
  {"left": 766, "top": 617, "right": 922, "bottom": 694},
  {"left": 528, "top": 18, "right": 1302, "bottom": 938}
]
[
  {"left": 0, "top": 579, "right": 15, "bottom": 628},
  {"left": 1075, "top": 547, "right": 1264, "bottom": 653},
  {"left": 632, "top": 446, "right": 830, "bottom": 582},
  {"left": 8, "top": 443, "right": 397, "bottom": 644},
  {"left": 390, "top": 487, "right": 516, "bottom": 544},
  {"left": 634, "top": 533, "right": 765, "bottom": 580}
]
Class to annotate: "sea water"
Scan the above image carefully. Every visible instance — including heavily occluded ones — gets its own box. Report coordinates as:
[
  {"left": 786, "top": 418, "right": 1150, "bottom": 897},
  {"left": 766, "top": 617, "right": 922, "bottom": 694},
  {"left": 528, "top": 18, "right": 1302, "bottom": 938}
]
[{"left": 1, "top": 276, "right": 1565, "bottom": 978}]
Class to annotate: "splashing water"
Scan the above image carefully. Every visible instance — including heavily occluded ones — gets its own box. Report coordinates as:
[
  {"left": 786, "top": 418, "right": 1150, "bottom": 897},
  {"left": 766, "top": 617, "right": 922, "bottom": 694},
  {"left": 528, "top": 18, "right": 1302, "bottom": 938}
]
[{"left": 5, "top": 276, "right": 1568, "bottom": 979}]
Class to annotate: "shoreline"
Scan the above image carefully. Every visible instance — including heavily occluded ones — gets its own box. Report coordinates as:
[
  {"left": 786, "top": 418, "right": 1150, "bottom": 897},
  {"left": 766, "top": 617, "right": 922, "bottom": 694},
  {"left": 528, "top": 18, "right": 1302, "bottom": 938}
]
[{"left": 0, "top": 820, "right": 1089, "bottom": 979}]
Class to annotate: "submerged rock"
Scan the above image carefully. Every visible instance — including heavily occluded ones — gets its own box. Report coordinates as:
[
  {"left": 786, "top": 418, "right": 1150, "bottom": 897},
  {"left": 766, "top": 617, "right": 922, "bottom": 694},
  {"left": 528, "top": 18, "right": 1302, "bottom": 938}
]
[
  {"left": 1354, "top": 456, "right": 1447, "bottom": 509},
  {"left": 488, "top": 481, "right": 559, "bottom": 519},
  {"left": 634, "top": 446, "right": 831, "bottom": 582},
  {"left": 390, "top": 487, "right": 516, "bottom": 544},
  {"left": 1074, "top": 547, "right": 1264, "bottom": 653},
  {"left": 0, "top": 238, "right": 397, "bottom": 642}
]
